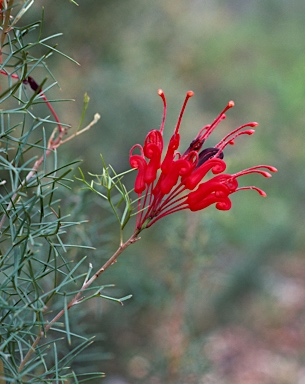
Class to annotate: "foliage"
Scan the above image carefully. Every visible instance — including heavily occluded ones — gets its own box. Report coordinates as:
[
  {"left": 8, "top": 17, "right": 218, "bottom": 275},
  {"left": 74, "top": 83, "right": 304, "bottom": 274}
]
[
  {"left": 0, "top": 1, "right": 112, "bottom": 382},
  {"left": 2, "top": 1, "right": 305, "bottom": 383}
]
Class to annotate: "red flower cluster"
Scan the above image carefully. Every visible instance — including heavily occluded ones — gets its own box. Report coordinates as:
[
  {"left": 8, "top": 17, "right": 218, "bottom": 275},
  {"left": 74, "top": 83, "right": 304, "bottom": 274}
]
[{"left": 130, "top": 90, "right": 277, "bottom": 230}]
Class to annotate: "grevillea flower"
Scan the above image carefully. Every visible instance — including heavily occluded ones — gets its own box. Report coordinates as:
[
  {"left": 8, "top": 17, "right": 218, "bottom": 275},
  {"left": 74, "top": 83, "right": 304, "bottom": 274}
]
[{"left": 130, "top": 90, "right": 277, "bottom": 230}]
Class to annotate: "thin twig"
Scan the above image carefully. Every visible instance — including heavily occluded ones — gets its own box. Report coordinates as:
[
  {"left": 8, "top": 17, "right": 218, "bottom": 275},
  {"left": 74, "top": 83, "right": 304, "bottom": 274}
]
[
  {"left": 61, "top": 113, "right": 101, "bottom": 144},
  {"left": 0, "top": 113, "right": 100, "bottom": 231},
  {"left": 17, "top": 229, "right": 141, "bottom": 373}
]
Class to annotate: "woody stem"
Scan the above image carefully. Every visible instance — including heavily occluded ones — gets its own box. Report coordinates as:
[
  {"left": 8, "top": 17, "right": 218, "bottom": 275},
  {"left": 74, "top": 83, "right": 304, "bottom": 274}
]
[{"left": 18, "top": 228, "right": 141, "bottom": 373}]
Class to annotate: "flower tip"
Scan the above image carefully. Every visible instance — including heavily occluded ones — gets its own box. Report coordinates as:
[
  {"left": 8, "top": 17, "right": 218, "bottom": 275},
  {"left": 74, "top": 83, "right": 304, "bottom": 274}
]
[
  {"left": 228, "top": 100, "right": 235, "bottom": 108},
  {"left": 239, "top": 186, "right": 268, "bottom": 197},
  {"left": 187, "top": 90, "right": 195, "bottom": 98},
  {"left": 249, "top": 122, "right": 259, "bottom": 127},
  {"left": 158, "top": 88, "right": 167, "bottom": 109},
  {"left": 263, "top": 165, "right": 278, "bottom": 173}
]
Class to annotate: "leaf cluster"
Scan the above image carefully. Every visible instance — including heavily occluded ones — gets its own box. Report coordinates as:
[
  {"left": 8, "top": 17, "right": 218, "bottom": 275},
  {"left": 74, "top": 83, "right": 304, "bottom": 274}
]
[
  {"left": 77, "top": 156, "right": 136, "bottom": 241},
  {"left": 0, "top": 2, "right": 112, "bottom": 382}
]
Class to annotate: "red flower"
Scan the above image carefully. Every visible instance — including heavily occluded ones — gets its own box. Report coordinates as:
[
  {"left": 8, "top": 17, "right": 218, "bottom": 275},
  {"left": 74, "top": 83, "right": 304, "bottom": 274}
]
[{"left": 130, "top": 90, "right": 277, "bottom": 230}]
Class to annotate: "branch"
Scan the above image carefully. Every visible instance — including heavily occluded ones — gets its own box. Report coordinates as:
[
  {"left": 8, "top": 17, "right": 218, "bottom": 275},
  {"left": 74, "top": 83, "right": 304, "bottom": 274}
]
[
  {"left": 61, "top": 113, "right": 101, "bottom": 144},
  {"left": 0, "top": 112, "right": 100, "bottom": 231},
  {"left": 17, "top": 228, "right": 141, "bottom": 373}
]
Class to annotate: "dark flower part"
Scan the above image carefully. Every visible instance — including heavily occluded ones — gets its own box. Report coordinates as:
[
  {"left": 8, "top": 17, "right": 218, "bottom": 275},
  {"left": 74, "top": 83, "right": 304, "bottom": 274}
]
[
  {"left": 0, "top": 71, "right": 64, "bottom": 134},
  {"left": 130, "top": 90, "right": 277, "bottom": 230},
  {"left": 197, "top": 147, "right": 224, "bottom": 167},
  {"left": 26, "top": 76, "right": 42, "bottom": 92}
]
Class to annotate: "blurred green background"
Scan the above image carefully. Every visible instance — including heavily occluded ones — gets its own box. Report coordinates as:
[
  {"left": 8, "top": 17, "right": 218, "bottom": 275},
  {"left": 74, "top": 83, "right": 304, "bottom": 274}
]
[{"left": 29, "top": 0, "right": 305, "bottom": 383}]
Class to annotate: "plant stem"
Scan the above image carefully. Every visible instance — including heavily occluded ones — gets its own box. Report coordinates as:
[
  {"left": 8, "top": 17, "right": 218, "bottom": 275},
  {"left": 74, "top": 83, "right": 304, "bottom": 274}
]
[
  {"left": 0, "top": 113, "right": 100, "bottom": 231},
  {"left": 17, "top": 228, "right": 141, "bottom": 373},
  {"left": 0, "top": 0, "right": 14, "bottom": 48}
]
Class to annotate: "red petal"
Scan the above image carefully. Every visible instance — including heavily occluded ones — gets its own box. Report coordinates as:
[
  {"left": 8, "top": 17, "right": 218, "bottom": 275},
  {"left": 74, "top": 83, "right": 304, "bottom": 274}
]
[
  {"left": 161, "top": 133, "right": 180, "bottom": 174},
  {"left": 186, "top": 174, "right": 238, "bottom": 211},
  {"left": 143, "top": 130, "right": 163, "bottom": 184},
  {"left": 159, "top": 157, "right": 194, "bottom": 195},
  {"left": 130, "top": 154, "right": 148, "bottom": 194},
  {"left": 182, "top": 158, "right": 227, "bottom": 190}
]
